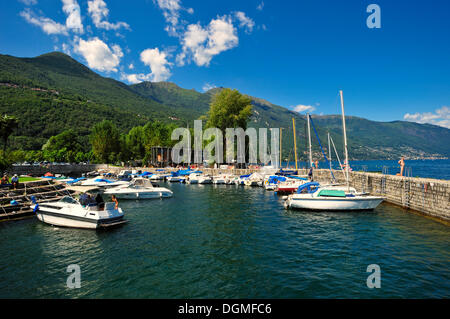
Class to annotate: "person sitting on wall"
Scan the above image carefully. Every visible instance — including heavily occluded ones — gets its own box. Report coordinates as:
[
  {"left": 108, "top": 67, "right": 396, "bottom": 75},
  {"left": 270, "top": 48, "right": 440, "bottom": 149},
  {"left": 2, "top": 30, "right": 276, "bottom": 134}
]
[
  {"left": 1, "top": 174, "right": 9, "bottom": 185},
  {"left": 11, "top": 174, "right": 19, "bottom": 189}
]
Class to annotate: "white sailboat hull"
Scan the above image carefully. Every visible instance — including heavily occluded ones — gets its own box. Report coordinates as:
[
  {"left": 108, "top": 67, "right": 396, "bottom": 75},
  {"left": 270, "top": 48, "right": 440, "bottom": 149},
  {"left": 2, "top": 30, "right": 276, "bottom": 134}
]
[{"left": 287, "top": 196, "right": 383, "bottom": 211}]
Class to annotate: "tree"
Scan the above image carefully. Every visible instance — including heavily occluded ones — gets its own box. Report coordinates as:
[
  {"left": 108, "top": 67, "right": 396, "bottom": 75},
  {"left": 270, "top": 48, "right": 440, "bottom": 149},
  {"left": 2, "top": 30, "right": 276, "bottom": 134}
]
[
  {"left": 206, "top": 89, "right": 253, "bottom": 131},
  {"left": 205, "top": 89, "right": 253, "bottom": 165},
  {"left": 42, "top": 129, "right": 82, "bottom": 152},
  {"left": 126, "top": 126, "right": 145, "bottom": 160},
  {"left": 89, "top": 120, "right": 121, "bottom": 163},
  {"left": 0, "top": 114, "right": 19, "bottom": 152}
]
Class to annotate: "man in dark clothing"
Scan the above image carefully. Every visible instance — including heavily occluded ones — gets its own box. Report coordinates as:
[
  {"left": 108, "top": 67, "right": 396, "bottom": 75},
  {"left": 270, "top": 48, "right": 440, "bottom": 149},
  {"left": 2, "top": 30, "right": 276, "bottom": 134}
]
[
  {"left": 308, "top": 167, "right": 314, "bottom": 181},
  {"left": 95, "top": 193, "right": 105, "bottom": 210}
]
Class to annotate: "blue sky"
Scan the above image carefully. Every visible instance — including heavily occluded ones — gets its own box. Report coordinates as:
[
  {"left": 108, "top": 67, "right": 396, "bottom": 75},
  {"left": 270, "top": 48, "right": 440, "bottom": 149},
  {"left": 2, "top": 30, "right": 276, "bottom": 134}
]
[{"left": 0, "top": 0, "right": 449, "bottom": 127}]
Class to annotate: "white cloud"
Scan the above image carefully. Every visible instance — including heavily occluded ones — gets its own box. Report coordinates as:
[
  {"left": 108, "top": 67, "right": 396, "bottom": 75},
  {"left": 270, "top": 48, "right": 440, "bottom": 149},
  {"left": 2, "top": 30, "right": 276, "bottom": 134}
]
[
  {"left": 293, "top": 104, "right": 316, "bottom": 113},
  {"left": 234, "top": 11, "right": 255, "bottom": 33},
  {"left": 20, "top": 9, "right": 68, "bottom": 35},
  {"left": 128, "top": 63, "right": 134, "bottom": 70},
  {"left": 140, "top": 48, "right": 172, "bottom": 81},
  {"left": 202, "top": 83, "right": 216, "bottom": 92},
  {"left": 61, "top": 43, "right": 71, "bottom": 54},
  {"left": 122, "top": 48, "right": 172, "bottom": 83},
  {"left": 154, "top": 0, "right": 194, "bottom": 36},
  {"left": 403, "top": 106, "right": 450, "bottom": 129},
  {"left": 74, "top": 37, "right": 123, "bottom": 72},
  {"left": 177, "top": 16, "right": 238, "bottom": 67},
  {"left": 62, "top": 0, "right": 84, "bottom": 34},
  {"left": 18, "top": 0, "right": 38, "bottom": 5},
  {"left": 87, "top": 0, "right": 130, "bottom": 31},
  {"left": 121, "top": 73, "right": 144, "bottom": 84},
  {"left": 257, "top": 1, "right": 264, "bottom": 11}
]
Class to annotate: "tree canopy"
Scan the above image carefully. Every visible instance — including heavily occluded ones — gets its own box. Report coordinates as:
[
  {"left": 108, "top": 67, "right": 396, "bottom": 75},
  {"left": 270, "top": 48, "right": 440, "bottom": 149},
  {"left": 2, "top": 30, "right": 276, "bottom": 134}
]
[{"left": 206, "top": 88, "right": 253, "bottom": 131}]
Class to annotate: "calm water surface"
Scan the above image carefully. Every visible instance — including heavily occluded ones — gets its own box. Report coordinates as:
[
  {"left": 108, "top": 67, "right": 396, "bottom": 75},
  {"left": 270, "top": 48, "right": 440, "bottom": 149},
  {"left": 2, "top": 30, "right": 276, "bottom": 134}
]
[{"left": 0, "top": 183, "right": 449, "bottom": 298}]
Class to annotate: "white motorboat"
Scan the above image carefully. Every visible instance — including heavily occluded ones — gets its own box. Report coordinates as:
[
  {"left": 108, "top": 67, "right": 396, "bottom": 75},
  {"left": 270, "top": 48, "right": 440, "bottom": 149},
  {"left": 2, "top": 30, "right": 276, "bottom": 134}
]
[
  {"left": 198, "top": 175, "right": 213, "bottom": 184},
  {"left": 187, "top": 172, "right": 201, "bottom": 184},
  {"left": 225, "top": 176, "right": 238, "bottom": 185},
  {"left": 167, "top": 176, "right": 181, "bottom": 182},
  {"left": 244, "top": 173, "right": 263, "bottom": 186},
  {"left": 284, "top": 182, "right": 384, "bottom": 211},
  {"left": 235, "top": 174, "right": 250, "bottom": 185},
  {"left": 30, "top": 196, "right": 126, "bottom": 229},
  {"left": 263, "top": 175, "right": 286, "bottom": 191},
  {"left": 77, "top": 177, "right": 129, "bottom": 188},
  {"left": 104, "top": 178, "right": 173, "bottom": 199},
  {"left": 212, "top": 175, "right": 227, "bottom": 184},
  {"left": 150, "top": 174, "right": 164, "bottom": 181}
]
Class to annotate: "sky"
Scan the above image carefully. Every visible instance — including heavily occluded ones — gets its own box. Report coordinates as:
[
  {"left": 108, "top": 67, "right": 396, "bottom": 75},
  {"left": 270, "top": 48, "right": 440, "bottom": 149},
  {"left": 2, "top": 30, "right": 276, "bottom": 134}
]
[{"left": 0, "top": 0, "right": 449, "bottom": 128}]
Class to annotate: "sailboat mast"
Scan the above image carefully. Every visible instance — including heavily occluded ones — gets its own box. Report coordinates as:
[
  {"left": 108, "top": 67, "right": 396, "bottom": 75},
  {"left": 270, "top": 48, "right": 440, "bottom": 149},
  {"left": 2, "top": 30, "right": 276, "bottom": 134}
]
[
  {"left": 279, "top": 128, "right": 283, "bottom": 169},
  {"left": 339, "top": 90, "right": 349, "bottom": 188},
  {"left": 292, "top": 118, "right": 298, "bottom": 171},
  {"left": 307, "top": 113, "right": 313, "bottom": 167},
  {"left": 328, "top": 132, "right": 332, "bottom": 173}
]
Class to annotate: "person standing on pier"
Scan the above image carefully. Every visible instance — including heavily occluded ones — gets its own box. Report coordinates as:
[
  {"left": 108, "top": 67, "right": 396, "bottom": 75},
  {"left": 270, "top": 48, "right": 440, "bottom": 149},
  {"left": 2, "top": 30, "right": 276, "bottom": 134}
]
[{"left": 398, "top": 156, "right": 405, "bottom": 176}]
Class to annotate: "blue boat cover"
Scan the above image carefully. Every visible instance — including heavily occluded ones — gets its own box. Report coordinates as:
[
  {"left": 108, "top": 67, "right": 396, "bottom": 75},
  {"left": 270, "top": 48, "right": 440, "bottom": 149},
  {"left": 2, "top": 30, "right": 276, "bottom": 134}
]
[
  {"left": 296, "top": 182, "right": 320, "bottom": 194},
  {"left": 267, "top": 175, "right": 286, "bottom": 184},
  {"left": 140, "top": 172, "right": 153, "bottom": 177},
  {"left": 66, "top": 177, "right": 86, "bottom": 184},
  {"left": 94, "top": 178, "right": 113, "bottom": 183}
]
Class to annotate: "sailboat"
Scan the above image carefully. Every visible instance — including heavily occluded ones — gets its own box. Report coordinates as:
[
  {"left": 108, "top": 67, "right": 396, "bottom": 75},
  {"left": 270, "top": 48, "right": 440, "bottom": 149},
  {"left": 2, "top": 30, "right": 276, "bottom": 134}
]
[{"left": 285, "top": 91, "right": 384, "bottom": 211}]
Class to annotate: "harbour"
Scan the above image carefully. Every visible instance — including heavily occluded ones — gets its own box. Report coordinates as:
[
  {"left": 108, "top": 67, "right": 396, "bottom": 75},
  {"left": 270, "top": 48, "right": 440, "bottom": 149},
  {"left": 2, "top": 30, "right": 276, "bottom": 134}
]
[{"left": 0, "top": 179, "right": 449, "bottom": 298}]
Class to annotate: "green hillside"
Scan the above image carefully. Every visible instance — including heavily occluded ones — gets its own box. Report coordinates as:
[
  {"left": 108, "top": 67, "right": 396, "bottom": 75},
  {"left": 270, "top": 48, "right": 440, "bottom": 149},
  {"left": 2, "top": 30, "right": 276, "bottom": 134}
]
[{"left": 1, "top": 51, "right": 449, "bottom": 160}]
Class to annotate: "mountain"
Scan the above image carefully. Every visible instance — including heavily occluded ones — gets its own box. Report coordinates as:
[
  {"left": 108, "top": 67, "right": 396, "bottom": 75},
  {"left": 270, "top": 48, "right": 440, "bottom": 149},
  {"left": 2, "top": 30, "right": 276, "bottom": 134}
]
[{"left": 1, "top": 51, "right": 449, "bottom": 160}]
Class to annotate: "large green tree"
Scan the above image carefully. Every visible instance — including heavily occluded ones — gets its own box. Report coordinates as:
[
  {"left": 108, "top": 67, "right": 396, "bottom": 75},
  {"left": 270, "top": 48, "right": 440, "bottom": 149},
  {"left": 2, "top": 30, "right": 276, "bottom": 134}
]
[
  {"left": 42, "top": 129, "right": 82, "bottom": 153},
  {"left": 205, "top": 89, "right": 253, "bottom": 165},
  {"left": 206, "top": 89, "right": 253, "bottom": 131},
  {"left": 89, "top": 120, "right": 121, "bottom": 163},
  {"left": 0, "top": 114, "right": 19, "bottom": 152}
]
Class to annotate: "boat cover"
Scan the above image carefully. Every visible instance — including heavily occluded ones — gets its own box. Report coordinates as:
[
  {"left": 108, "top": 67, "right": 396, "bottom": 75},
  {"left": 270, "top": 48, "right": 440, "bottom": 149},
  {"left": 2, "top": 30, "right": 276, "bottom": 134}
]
[
  {"left": 296, "top": 182, "right": 320, "bottom": 194},
  {"left": 318, "top": 189, "right": 346, "bottom": 197}
]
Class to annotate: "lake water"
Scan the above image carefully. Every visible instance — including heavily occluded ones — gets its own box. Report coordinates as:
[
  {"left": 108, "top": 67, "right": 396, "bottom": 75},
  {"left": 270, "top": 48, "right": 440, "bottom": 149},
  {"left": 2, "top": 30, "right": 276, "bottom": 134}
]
[
  {"left": 284, "top": 159, "right": 450, "bottom": 180},
  {"left": 0, "top": 182, "right": 449, "bottom": 298}
]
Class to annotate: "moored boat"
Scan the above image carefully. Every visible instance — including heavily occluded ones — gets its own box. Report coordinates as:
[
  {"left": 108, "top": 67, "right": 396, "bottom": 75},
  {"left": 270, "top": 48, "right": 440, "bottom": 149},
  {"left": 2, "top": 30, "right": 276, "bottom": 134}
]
[
  {"left": 30, "top": 196, "right": 126, "bottom": 229},
  {"left": 104, "top": 178, "right": 173, "bottom": 199}
]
